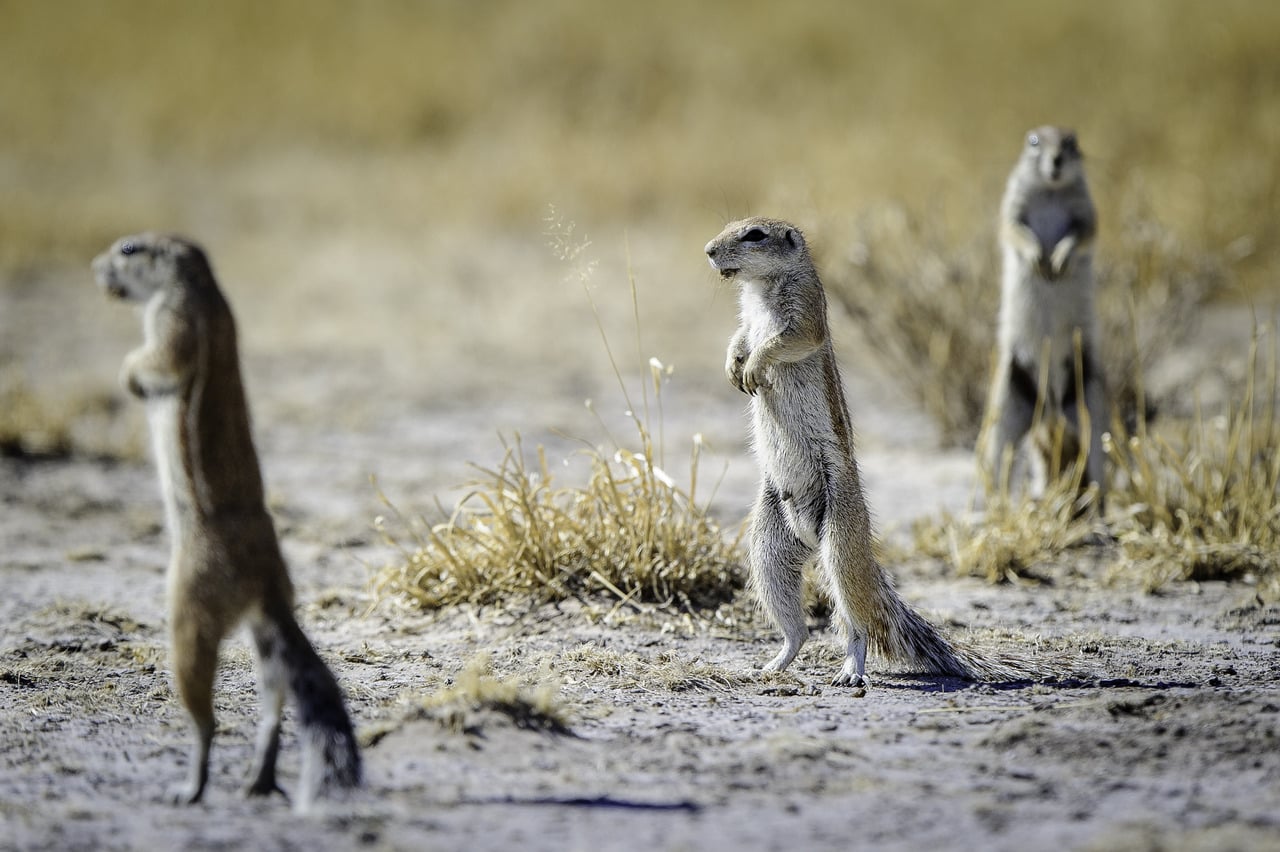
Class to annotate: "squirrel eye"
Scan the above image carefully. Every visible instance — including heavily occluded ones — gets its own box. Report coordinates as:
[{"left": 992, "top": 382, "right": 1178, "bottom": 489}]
[
  {"left": 741, "top": 228, "right": 768, "bottom": 243},
  {"left": 1027, "top": 133, "right": 1040, "bottom": 148},
  {"left": 121, "top": 241, "right": 137, "bottom": 256}
]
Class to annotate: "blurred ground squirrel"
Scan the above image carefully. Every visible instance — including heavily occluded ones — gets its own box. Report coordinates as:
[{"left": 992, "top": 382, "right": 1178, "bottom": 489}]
[
  {"left": 93, "top": 233, "right": 361, "bottom": 810},
  {"left": 705, "top": 217, "right": 1024, "bottom": 685},
  {"left": 982, "top": 126, "right": 1107, "bottom": 507}
]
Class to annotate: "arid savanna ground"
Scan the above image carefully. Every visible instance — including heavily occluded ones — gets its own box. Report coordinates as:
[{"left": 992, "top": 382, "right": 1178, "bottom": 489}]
[{"left": 3, "top": 2, "right": 1279, "bottom": 850}]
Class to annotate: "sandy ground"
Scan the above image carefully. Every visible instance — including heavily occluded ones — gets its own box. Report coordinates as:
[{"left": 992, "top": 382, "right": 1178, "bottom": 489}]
[{"left": 2, "top": 232, "right": 1278, "bottom": 851}]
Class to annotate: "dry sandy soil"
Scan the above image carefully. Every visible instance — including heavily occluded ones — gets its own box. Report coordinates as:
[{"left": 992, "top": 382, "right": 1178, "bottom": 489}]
[{"left": 2, "top": 231, "right": 1278, "bottom": 851}]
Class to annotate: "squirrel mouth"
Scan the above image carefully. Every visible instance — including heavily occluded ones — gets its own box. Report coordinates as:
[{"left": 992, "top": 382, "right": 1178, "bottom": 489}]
[{"left": 717, "top": 267, "right": 739, "bottom": 280}]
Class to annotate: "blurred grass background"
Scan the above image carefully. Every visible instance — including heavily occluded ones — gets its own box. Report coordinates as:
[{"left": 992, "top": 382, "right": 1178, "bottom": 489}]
[{"left": 2, "top": 0, "right": 1277, "bottom": 283}]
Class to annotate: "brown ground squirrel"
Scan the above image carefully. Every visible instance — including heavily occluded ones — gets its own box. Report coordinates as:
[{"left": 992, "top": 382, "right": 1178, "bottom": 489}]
[
  {"left": 982, "top": 126, "right": 1107, "bottom": 507},
  {"left": 706, "top": 217, "right": 1023, "bottom": 685},
  {"left": 93, "top": 233, "right": 360, "bottom": 810}
]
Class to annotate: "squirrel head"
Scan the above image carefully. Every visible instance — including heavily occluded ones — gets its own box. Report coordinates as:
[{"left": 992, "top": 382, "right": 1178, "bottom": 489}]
[
  {"left": 93, "top": 233, "right": 213, "bottom": 302},
  {"left": 1020, "top": 126, "right": 1085, "bottom": 187},
  {"left": 704, "top": 217, "right": 811, "bottom": 282}
]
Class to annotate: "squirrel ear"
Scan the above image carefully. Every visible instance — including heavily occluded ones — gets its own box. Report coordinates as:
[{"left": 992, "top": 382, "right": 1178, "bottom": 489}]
[{"left": 785, "top": 229, "right": 796, "bottom": 248}]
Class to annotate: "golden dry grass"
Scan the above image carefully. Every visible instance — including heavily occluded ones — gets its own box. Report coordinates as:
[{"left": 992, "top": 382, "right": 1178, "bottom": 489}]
[
  {"left": 6, "top": 1, "right": 1277, "bottom": 607},
  {"left": 371, "top": 429, "right": 744, "bottom": 614}
]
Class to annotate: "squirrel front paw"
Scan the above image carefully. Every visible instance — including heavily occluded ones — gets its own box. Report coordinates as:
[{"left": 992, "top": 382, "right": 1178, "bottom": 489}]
[
  {"left": 726, "top": 352, "right": 747, "bottom": 394},
  {"left": 1049, "top": 242, "right": 1074, "bottom": 278},
  {"left": 120, "top": 363, "right": 147, "bottom": 399},
  {"left": 740, "top": 358, "right": 770, "bottom": 395},
  {"left": 1035, "top": 251, "right": 1056, "bottom": 281}
]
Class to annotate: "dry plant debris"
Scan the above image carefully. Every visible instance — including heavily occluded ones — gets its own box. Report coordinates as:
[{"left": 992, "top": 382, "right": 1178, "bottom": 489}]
[
  {"left": 416, "top": 654, "right": 571, "bottom": 737},
  {"left": 551, "top": 644, "right": 772, "bottom": 694}
]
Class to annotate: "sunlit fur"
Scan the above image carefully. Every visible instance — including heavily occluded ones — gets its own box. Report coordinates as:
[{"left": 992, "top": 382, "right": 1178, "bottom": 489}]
[{"left": 707, "top": 217, "right": 1025, "bottom": 684}]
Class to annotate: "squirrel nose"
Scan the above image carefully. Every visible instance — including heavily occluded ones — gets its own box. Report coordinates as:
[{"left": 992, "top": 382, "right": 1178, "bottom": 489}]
[{"left": 704, "top": 241, "right": 717, "bottom": 258}]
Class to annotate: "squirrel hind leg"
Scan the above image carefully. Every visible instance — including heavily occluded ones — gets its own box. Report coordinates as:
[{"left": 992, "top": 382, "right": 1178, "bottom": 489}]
[
  {"left": 170, "top": 717, "right": 213, "bottom": 805},
  {"left": 168, "top": 623, "right": 219, "bottom": 804},
  {"left": 244, "top": 619, "right": 289, "bottom": 799},
  {"left": 762, "top": 637, "right": 806, "bottom": 674},
  {"left": 832, "top": 629, "right": 869, "bottom": 688},
  {"left": 751, "top": 482, "right": 813, "bottom": 675}
]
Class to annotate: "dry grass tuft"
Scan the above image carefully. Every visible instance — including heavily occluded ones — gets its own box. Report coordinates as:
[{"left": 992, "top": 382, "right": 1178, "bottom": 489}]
[
  {"left": 372, "top": 217, "right": 745, "bottom": 616},
  {"left": 372, "top": 429, "right": 743, "bottom": 613},
  {"left": 1, "top": 602, "right": 167, "bottom": 714},
  {"left": 822, "top": 201, "right": 1222, "bottom": 446},
  {"left": 420, "top": 654, "right": 571, "bottom": 736},
  {"left": 1107, "top": 326, "right": 1280, "bottom": 598}
]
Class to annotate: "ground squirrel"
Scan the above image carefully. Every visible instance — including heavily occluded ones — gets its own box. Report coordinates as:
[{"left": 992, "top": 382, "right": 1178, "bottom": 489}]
[
  {"left": 982, "top": 126, "right": 1107, "bottom": 507},
  {"left": 706, "top": 217, "right": 1020, "bottom": 685},
  {"left": 93, "top": 233, "right": 360, "bottom": 809}
]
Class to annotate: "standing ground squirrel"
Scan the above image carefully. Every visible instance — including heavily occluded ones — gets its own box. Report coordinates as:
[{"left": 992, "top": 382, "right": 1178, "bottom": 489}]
[
  {"left": 93, "top": 233, "right": 361, "bottom": 810},
  {"left": 706, "top": 217, "right": 1023, "bottom": 685},
  {"left": 982, "top": 126, "right": 1107, "bottom": 507}
]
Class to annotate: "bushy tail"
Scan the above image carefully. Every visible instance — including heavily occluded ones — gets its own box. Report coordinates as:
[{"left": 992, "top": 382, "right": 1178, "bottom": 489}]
[
  {"left": 870, "top": 580, "right": 1042, "bottom": 682},
  {"left": 274, "top": 610, "right": 362, "bottom": 806}
]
